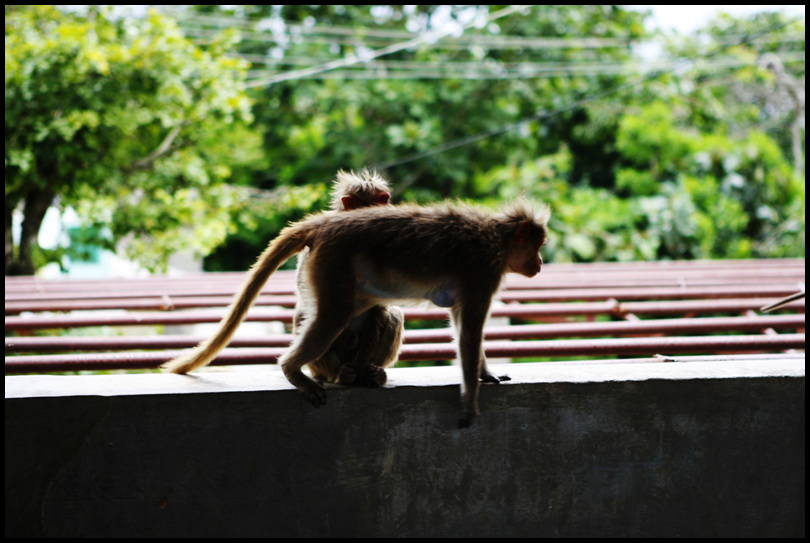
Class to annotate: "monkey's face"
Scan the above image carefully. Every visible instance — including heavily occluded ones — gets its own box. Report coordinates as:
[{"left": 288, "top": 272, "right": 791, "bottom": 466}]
[
  {"left": 508, "top": 246, "right": 543, "bottom": 277},
  {"left": 506, "top": 223, "right": 545, "bottom": 278}
]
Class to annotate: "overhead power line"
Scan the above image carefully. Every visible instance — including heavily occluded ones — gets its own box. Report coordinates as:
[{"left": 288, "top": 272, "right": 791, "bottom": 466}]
[
  {"left": 175, "top": 10, "right": 806, "bottom": 48},
  {"left": 371, "top": 71, "right": 667, "bottom": 170},
  {"left": 243, "top": 53, "right": 805, "bottom": 81},
  {"left": 372, "top": 16, "right": 806, "bottom": 170},
  {"left": 170, "top": 8, "right": 804, "bottom": 166},
  {"left": 183, "top": 25, "right": 641, "bottom": 50},
  {"left": 243, "top": 5, "right": 530, "bottom": 88}
]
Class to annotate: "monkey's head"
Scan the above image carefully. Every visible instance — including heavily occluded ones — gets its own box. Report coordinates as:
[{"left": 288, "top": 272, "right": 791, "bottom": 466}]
[
  {"left": 331, "top": 169, "right": 392, "bottom": 211},
  {"left": 501, "top": 201, "right": 551, "bottom": 278}
]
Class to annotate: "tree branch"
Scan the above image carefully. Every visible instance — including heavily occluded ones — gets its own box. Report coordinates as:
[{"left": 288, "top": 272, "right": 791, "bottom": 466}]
[{"left": 130, "top": 123, "right": 186, "bottom": 170}]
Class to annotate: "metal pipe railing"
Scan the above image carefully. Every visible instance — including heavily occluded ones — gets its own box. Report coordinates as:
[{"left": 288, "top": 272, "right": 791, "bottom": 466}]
[
  {"left": 5, "top": 259, "right": 805, "bottom": 294},
  {"left": 6, "top": 314, "right": 804, "bottom": 353},
  {"left": 6, "top": 258, "right": 805, "bottom": 374},
  {"left": 5, "top": 298, "right": 805, "bottom": 331},
  {"left": 6, "top": 284, "right": 806, "bottom": 314}
]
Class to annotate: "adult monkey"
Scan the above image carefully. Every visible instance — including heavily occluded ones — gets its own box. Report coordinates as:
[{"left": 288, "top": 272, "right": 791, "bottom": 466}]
[
  {"left": 295, "top": 169, "right": 404, "bottom": 388},
  {"left": 164, "top": 200, "right": 550, "bottom": 427}
]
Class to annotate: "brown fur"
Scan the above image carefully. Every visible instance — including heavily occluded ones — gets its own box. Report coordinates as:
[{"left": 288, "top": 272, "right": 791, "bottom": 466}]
[
  {"left": 164, "top": 199, "right": 550, "bottom": 427},
  {"left": 330, "top": 168, "right": 391, "bottom": 210}
]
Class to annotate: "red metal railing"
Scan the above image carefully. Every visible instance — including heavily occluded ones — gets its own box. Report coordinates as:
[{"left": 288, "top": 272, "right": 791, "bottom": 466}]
[{"left": 5, "top": 259, "right": 804, "bottom": 373}]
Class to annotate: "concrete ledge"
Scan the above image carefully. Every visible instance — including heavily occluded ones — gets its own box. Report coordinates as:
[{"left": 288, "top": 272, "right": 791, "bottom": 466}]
[
  {"left": 5, "top": 356, "right": 805, "bottom": 537},
  {"left": 6, "top": 354, "right": 804, "bottom": 398}
]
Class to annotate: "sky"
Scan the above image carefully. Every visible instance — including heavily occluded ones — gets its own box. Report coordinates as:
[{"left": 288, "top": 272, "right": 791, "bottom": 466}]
[
  {"left": 639, "top": 4, "right": 805, "bottom": 33},
  {"left": 78, "top": 5, "right": 808, "bottom": 36}
]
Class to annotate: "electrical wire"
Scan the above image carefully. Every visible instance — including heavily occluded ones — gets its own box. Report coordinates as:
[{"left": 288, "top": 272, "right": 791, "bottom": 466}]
[
  {"left": 175, "top": 10, "right": 805, "bottom": 48},
  {"left": 372, "top": 70, "right": 671, "bottom": 170},
  {"left": 372, "top": 16, "right": 805, "bottom": 170},
  {"left": 242, "top": 53, "right": 804, "bottom": 81},
  {"left": 242, "top": 5, "right": 530, "bottom": 88},
  {"left": 171, "top": 8, "right": 804, "bottom": 167}
]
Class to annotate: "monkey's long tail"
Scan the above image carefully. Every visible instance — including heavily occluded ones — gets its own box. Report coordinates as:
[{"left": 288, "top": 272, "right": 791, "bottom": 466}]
[{"left": 162, "top": 226, "right": 309, "bottom": 374}]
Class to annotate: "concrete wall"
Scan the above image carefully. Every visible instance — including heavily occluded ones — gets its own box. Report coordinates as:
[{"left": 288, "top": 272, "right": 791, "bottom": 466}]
[{"left": 5, "top": 357, "right": 805, "bottom": 538}]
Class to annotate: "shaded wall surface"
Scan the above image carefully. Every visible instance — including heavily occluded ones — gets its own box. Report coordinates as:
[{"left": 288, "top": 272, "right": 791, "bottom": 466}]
[{"left": 5, "top": 359, "right": 805, "bottom": 537}]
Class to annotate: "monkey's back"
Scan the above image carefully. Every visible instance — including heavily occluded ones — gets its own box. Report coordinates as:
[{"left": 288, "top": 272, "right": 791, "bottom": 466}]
[{"left": 300, "top": 203, "right": 509, "bottom": 286}]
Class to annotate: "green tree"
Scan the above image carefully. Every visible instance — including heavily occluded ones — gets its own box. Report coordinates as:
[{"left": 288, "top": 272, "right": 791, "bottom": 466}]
[
  {"left": 614, "top": 102, "right": 803, "bottom": 259},
  {"left": 245, "top": 5, "right": 647, "bottom": 195},
  {"left": 5, "top": 6, "right": 261, "bottom": 274},
  {"left": 659, "top": 11, "right": 805, "bottom": 176},
  {"left": 478, "top": 99, "right": 804, "bottom": 263},
  {"left": 178, "top": 5, "right": 648, "bottom": 269}
]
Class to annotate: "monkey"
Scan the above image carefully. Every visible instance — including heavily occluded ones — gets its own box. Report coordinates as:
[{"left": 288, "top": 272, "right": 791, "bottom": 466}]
[
  {"left": 164, "top": 200, "right": 550, "bottom": 428},
  {"left": 294, "top": 169, "right": 404, "bottom": 388},
  {"left": 329, "top": 168, "right": 393, "bottom": 211}
]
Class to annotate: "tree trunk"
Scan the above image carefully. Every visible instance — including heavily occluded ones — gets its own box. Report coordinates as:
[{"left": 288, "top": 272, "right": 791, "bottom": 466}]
[
  {"left": 5, "top": 189, "right": 55, "bottom": 276},
  {"left": 5, "top": 201, "right": 15, "bottom": 274}
]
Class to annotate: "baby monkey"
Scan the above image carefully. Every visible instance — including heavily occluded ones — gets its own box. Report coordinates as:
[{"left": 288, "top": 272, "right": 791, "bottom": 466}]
[
  {"left": 165, "top": 196, "right": 550, "bottom": 427},
  {"left": 294, "top": 169, "right": 404, "bottom": 388}
]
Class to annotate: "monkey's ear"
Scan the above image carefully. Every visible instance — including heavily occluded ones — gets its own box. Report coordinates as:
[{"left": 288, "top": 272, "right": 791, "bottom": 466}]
[
  {"left": 513, "top": 222, "right": 531, "bottom": 244},
  {"left": 342, "top": 196, "right": 362, "bottom": 211}
]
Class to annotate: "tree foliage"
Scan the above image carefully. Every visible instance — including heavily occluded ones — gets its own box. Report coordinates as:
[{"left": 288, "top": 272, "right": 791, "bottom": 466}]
[
  {"left": 193, "top": 5, "right": 802, "bottom": 270},
  {"left": 233, "top": 5, "right": 647, "bottom": 195},
  {"left": 5, "top": 5, "right": 262, "bottom": 273},
  {"left": 4, "top": 5, "right": 805, "bottom": 274},
  {"left": 478, "top": 101, "right": 803, "bottom": 263}
]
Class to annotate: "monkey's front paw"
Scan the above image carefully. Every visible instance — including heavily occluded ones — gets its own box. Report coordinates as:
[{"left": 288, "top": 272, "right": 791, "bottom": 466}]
[
  {"left": 353, "top": 365, "right": 387, "bottom": 387},
  {"left": 337, "top": 365, "right": 357, "bottom": 385},
  {"left": 300, "top": 381, "right": 327, "bottom": 407}
]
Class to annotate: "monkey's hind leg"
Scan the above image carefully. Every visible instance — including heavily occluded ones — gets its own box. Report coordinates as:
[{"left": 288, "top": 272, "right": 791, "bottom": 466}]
[
  {"left": 307, "top": 351, "right": 349, "bottom": 385},
  {"left": 281, "top": 353, "right": 327, "bottom": 407},
  {"left": 280, "top": 314, "right": 350, "bottom": 406}
]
